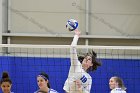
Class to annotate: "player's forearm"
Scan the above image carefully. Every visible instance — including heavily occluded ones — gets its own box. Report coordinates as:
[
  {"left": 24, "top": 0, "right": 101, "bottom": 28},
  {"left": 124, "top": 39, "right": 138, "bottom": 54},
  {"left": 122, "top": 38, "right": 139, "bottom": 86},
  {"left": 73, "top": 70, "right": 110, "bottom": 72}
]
[
  {"left": 71, "top": 35, "right": 79, "bottom": 46},
  {"left": 70, "top": 35, "right": 79, "bottom": 65}
]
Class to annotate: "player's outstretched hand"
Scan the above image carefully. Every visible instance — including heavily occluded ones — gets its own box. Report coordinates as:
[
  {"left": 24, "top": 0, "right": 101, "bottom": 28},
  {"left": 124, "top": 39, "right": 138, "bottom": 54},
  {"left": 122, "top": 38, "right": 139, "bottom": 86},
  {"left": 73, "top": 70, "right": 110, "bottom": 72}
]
[{"left": 75, "top": 29, "right": 81, "bottom": 36}]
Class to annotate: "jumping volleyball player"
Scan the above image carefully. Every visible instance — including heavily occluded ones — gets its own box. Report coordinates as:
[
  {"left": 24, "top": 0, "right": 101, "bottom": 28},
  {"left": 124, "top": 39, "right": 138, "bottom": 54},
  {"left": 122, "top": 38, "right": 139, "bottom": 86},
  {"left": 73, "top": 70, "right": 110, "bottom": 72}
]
[{"left": 63, "top": 29, "right": 102, "bottom": 93}]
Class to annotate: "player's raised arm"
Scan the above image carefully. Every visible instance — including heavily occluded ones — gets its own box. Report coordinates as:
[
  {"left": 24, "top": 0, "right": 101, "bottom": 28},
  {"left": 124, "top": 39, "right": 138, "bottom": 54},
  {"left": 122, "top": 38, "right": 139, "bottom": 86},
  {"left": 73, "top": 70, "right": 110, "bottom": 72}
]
[
  {"left": 71, "top": 29, "right": 81, "bottom": 46},
  {"left": 70, "top": 29, "right": 81, "bottom": 66}
]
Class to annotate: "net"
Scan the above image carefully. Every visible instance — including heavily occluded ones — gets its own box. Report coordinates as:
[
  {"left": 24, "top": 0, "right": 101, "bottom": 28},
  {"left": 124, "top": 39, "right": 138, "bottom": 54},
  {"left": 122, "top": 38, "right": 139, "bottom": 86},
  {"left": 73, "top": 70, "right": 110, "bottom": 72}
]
[{"left": 0, "top": 44, "right": 140, "bottom": 93}]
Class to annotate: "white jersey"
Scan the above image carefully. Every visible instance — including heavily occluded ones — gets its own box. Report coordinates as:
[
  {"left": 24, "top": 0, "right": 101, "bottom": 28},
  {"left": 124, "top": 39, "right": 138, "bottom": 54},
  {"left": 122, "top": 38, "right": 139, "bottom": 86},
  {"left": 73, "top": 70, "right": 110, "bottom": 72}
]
[
  {"left": 63, "top": 35, "right": 92, "bottom": 93},
  {"left": 34, "top": 88, "right": 58, "bottom": 93},
  {"left": 110, "top": 88, "right": 127, "bottom": 93}
]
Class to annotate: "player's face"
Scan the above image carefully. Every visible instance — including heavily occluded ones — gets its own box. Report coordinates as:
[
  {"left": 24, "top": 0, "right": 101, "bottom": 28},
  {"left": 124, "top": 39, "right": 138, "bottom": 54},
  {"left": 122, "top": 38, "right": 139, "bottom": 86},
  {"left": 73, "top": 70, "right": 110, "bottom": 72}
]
[
  {"left": 82, "top": 56, "right": 93, "bottom": 70},
  {"left": 109, "top": 78, "right": 117, "bottom": 89},
  {"left": 37, "top": 77, "right": 48, "bottom": 89},
  {"left": 1, "top": 82, "right": 12, "bottom": 93}
]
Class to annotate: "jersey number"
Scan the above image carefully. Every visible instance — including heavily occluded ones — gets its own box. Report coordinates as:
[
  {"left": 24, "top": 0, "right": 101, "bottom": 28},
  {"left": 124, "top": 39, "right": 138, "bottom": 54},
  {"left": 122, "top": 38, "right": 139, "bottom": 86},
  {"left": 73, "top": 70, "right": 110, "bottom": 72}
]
[{"left": 80, "top": 75, "right": 87, "bottom": 83}]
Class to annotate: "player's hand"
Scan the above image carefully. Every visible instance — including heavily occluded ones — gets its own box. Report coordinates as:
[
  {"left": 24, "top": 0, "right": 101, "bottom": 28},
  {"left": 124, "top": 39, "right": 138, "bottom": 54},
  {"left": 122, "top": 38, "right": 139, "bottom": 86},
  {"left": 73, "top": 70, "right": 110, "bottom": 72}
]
[
  {"left": 75, "top": 29, "right": 81, "bottom": 36},
  {"left": 74, "top": 80, "right": 83, "bottom": 93},
  {"left": 75, "top": 80, "right": 81, "bottom": 88}
]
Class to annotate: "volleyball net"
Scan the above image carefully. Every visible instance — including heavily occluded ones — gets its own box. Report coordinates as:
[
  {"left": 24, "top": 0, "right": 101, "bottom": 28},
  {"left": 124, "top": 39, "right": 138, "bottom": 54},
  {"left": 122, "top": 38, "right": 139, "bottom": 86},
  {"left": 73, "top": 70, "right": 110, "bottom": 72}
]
[{"left": 0, "top": 44, "right": 140, "bottom": 93}]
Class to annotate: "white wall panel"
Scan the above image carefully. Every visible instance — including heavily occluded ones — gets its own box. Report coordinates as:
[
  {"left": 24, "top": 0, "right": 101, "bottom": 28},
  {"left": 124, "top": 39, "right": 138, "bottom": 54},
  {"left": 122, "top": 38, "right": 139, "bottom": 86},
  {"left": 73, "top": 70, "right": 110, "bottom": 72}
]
[
  {"left": 10, "top": 0, "right": 86, "bottom": 34},
  {"left": 0, "top": 0, "right": 2, "bottom": 44},
  {"left": 90, "top": 0, "right": 140, "bottom": 36},
  {"left": 4, "top": 0, "right": 140, "bottom": 45}
]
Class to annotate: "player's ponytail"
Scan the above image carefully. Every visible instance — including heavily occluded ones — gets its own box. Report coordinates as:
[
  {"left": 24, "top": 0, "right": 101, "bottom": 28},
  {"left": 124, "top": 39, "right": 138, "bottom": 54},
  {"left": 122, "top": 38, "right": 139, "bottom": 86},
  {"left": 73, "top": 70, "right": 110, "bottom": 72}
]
[
  {"left": 90, "top": 50, "right": 102, "bottom": 71},
  {"left": 113, "top": 76, "right": 127, "bottom": 91},
  {"left": 2, "top": 72, "right": 9, "bottom": 79}
]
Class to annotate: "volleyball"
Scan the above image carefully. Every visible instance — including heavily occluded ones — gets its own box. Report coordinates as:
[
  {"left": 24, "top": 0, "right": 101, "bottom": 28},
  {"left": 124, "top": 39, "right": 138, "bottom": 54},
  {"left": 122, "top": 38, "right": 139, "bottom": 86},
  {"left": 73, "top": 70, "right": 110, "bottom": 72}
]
[{"left": 66, "top": 19, "right": 78, "bottom": 31}]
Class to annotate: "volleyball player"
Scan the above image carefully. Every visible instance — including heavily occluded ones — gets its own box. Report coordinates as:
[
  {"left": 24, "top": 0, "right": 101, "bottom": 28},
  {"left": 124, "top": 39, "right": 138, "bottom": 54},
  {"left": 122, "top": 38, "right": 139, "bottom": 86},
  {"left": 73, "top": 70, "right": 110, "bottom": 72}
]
[
  {"left": 63, "top": 29, "right": 101, "bottom": 93},
  {"left": 0, "top": 72, "right": 14, "bottom": 93},
  {"left": 109, "top": 76, "right": 127, "bottom": 93},
  {"left": 34, "top": 72, "right": 58, "bottom": 93}
]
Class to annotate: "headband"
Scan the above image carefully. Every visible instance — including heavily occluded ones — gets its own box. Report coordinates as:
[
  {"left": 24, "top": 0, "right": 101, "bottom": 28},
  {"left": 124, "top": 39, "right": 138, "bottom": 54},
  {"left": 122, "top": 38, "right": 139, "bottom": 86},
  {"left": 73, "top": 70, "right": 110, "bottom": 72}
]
[{"left": 37, "top": 75, "right": 48, "bottom": 80}]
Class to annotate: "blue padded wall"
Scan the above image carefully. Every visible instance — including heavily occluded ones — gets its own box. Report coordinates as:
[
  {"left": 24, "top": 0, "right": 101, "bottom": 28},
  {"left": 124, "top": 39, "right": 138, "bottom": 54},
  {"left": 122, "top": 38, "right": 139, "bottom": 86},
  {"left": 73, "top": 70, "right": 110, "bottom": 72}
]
[{"left": 0, "top": 56, "right": 140, "bottom": 93}]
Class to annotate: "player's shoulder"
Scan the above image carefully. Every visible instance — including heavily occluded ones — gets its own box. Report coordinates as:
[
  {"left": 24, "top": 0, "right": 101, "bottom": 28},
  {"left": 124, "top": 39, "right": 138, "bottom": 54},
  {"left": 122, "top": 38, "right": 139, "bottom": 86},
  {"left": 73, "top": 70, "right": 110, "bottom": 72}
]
[
  {"left": 111, "top": 91, "right": 126, "bottom": 93},
  {"left": 84, "top": 72, "right": 92, "bottom": 78},
  {"left": 49, "top": 88, "right": 59, "bottom": 93},
  {"left": 111, "top": 88, "right": 127, "bottom": 93}
]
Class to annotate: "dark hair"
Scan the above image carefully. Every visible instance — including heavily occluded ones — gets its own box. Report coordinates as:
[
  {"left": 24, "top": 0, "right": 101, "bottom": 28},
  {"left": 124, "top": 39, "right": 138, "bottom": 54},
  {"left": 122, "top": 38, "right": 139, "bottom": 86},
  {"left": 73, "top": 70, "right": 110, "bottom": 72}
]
[
  {"left": 0, "top": 72, "right": 12, "bottom": 85},
  {"left": 37, "top": 90, "right": 47, "bottom": 93},
  {"left": 78, "top": 50, "right": 102, "bottom": 72},
  {"left": 112, "top": 76, "right": 126, "bottom": 90},
  {"left": 38, "top": 72, "right": 50, "bottom": 88}
]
